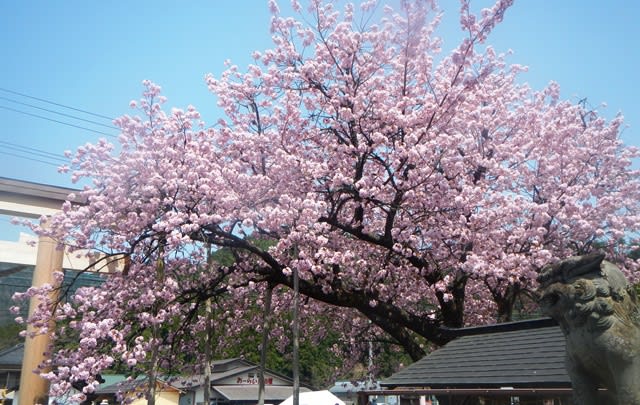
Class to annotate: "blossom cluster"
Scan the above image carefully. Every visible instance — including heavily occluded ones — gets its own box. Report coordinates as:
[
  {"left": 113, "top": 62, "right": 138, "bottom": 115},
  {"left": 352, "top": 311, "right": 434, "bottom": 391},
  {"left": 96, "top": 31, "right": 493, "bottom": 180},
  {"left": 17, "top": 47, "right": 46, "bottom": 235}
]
[{"left": 15, "top": 0, "right": 640, "bottom": 398}]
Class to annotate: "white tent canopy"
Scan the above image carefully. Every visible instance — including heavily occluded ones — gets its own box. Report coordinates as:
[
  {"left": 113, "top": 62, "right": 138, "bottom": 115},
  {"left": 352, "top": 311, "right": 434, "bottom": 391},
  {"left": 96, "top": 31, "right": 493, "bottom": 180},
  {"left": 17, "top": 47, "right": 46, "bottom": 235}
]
[{"left": 280, "top": 390, "right": 346, "bottom": 405}]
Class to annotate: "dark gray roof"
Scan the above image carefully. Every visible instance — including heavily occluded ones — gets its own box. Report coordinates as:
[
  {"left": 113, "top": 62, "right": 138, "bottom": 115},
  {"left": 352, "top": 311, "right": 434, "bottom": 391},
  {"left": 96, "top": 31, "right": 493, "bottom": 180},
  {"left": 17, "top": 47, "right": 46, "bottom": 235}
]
[
  {"left": 172, "top": 358, "right": 303, "bottom": 390},
  {"left": 213, "top": 385, "right": 311, "bottom": 401},
  {"left": 172, "top": 365, "right": 258, "bottom": 389},
  {"left": 210, "top": 358, "right": 252, "bottom": 370},
  {"left": 0, "top": 344, "right": 24, "bottom": 369},
  {"left": 382, "top": 323, "right": 570, "bottom": 389},
  {"left": 96, "top": 377, "right": 180, "bottom": 394}
]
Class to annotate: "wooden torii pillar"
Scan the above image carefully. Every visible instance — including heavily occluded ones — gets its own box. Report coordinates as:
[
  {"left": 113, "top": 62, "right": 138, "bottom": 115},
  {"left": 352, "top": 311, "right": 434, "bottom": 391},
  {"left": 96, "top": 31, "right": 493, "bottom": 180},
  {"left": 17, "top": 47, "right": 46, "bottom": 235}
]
[
  {"left": 19, "top": 229, "right": 64, "bottom": 405},
  {"left": 0, "top": 177, "right": 80, "bottom": 405}
]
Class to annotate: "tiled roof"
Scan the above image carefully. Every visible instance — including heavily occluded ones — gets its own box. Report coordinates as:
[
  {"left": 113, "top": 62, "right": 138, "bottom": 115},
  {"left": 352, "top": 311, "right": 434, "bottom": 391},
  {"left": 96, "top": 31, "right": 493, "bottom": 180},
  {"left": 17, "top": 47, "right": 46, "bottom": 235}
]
[
  {"left": 171, "top": 365, "right": 259, "bottom": 389},
  {"left": 382, "top": 321, "right": 570, "bottom": 389},
  {"left": 213, "top": 385, "right": 311, "bottom": 401},
  {"left": 0, "top": 344, "right": 24, "bottom": 368},
  {"left": 96, "top": 378, "right": 180, "bottom": 394},
  {"left": 171, "top": 358, "right": 303, "bottom": 390}
]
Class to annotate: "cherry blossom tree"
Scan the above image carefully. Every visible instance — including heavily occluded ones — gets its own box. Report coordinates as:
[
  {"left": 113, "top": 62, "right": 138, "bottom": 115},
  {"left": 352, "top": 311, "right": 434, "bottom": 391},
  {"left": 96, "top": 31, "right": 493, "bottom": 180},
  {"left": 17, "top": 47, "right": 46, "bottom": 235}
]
[{"left": 14, "top": 0, "right": 640, "bottom": 400}]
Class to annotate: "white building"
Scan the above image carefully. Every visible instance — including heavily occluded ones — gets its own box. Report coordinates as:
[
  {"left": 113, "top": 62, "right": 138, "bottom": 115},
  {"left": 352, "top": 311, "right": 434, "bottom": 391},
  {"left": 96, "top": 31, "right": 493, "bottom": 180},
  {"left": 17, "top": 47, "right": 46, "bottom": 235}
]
[{"left": 174, "top": 358, "right": 310, "bottom": 405}]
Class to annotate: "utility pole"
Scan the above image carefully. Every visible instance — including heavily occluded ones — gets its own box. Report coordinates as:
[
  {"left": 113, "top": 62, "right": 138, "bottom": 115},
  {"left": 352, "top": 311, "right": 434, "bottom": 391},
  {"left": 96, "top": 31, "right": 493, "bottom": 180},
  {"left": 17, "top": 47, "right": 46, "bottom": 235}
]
[
  {"left": 258, "top": 285, "right": 273, "bottom": 405},
  {"left": 292, "top": 267, "right": 300, "bottom": 405},
  {"left": 204, "top": 246, "right": 216, "bottom": 405}
]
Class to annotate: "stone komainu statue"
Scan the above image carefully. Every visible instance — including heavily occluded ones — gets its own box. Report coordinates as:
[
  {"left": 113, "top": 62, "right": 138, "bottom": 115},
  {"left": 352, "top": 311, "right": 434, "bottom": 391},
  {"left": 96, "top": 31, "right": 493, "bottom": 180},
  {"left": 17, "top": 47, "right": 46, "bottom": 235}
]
[{"left": 537, "top": 253, "right": 640, "bottom": 405}]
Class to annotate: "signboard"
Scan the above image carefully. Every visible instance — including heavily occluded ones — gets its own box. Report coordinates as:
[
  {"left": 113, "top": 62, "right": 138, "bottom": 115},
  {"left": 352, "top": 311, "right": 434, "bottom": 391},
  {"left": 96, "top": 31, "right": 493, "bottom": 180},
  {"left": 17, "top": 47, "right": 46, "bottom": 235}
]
[{"left": 236, "top": 376, "right": 273, "bottom": 385}]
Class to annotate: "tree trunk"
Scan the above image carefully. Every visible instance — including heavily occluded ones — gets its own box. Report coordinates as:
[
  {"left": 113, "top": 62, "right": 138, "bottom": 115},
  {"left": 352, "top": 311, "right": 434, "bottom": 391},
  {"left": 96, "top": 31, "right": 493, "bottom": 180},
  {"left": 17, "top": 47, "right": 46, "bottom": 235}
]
[
  {"left": 293, "top": 268, "right": 300, "bottom": 405},
  {"left": 436, "top": 273, "right": 467, "bottom": 328},
  {"left": 203, "top": 297, "right": 213, "bottom": 405},
  {"left": 147, "top": 247, "right": 166, "bottom": 405},
  {"left": 147, "top": 344, "right": 158, "bottom": 405},
  {"left": 204, "top": 246, "right": 217, "bottom": 405},
  {"left": 495, "top": 283, "right": 520, "bottom": 323},
  {"left": 258, "top": 285, "right": 274, "bottom": 405}
]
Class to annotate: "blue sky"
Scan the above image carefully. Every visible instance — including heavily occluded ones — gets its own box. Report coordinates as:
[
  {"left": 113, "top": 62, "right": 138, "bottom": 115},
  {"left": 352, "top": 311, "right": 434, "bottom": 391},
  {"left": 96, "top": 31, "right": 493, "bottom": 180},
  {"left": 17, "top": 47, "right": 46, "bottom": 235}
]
[{"left": 0, "top": 1, "right": 638, "bottom": 236}]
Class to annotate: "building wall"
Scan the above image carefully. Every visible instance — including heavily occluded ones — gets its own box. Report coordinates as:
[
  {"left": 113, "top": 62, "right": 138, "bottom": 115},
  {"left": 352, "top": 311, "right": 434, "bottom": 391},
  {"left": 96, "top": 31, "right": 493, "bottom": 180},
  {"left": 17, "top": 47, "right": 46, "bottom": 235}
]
[
  {"left": 129, "top": 389, "right": 180, "bottom": 405},
  {"left": 179, "top": 390, "right": 196, "bottom": 405},
  {"left": 215, "top": 371, "right": 289, "bottom": 386},
  {"left": 0, "top": 370, "right": 19, "bottom": 390},
  {"left": 193, "top": 387, "right": 205, "bottom": 405}
]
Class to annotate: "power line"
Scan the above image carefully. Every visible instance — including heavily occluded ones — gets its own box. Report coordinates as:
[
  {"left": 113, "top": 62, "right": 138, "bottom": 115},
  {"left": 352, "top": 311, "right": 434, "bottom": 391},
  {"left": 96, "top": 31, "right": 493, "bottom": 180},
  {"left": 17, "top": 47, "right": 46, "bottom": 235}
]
[
  {"left": 0, "top": 95, "right": 118, "bottom": 130},
  {"left": 0, "top": 140, "right": 68, "bottom": 167},
  {"left": 0, "top": 140, "right": 67, "bottom": 162},
  {"left": 0, "top": 150, "right": 63, "bottom": 167},
  {"left": 0, "top": 105, "right": 117, "bottom": 137},
  {"left": 0, "top": 140, "right": 71, "bottom": 168},
  {"left": 0, "top": 87, "right": 114, "bottom": 120}
]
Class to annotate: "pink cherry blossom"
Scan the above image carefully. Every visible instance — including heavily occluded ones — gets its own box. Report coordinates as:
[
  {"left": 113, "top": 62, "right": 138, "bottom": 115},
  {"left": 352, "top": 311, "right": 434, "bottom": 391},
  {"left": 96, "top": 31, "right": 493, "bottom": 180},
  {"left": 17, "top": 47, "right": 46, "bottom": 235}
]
[{"left": 14, "top": 0, "right": 640, "bottom": 398}]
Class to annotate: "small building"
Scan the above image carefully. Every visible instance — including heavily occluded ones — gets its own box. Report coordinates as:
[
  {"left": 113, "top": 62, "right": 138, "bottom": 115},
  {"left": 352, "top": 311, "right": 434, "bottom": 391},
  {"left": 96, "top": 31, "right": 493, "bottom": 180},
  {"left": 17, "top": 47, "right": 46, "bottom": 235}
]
[
  {"left": 95, "top": 378, "right": 182, "bottom": 405},
  {"left": 0, "top": 343, "right": 129, "bottom": 405},
  {"left": 330, "top": 381, "right": 398, "bottom": 405},
  {"left": 330, "top": 381, "right": 373, "bottom": 405},
  {"left": 371, "top": 319, "right": 578, "bottom": 405},
  {"left": 3, "top": 347, "right": 307, "bottom": 405},
  {"left": 0, "top": 344, "right": 22, "bottom": 394},
  {"left": 173, "top": 358, "right": 311, "bottom": 405}
]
